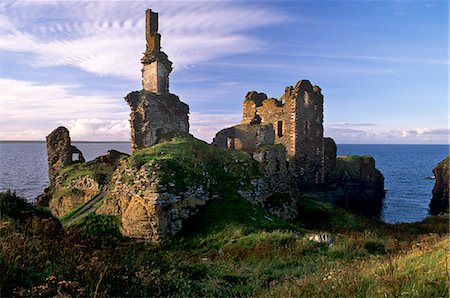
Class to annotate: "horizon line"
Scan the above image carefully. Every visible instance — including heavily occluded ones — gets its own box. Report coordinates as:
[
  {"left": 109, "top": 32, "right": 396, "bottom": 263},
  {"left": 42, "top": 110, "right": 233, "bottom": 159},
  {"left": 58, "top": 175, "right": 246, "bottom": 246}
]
[{"left": 0, "top": 140, "right": 448, "bottom": 146}]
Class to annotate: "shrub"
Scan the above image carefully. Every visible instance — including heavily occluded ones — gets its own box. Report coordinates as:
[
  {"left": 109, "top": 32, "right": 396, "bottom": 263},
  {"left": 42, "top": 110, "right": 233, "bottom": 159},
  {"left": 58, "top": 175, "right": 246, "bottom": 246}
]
[{"left": 0, "top": 190, "right": 31, "bottom": 219}]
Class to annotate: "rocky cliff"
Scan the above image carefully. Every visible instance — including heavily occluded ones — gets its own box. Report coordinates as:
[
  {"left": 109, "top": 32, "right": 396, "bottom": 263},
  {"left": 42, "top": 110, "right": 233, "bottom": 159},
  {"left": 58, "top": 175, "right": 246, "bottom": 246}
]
[
  {"left": 429, "top": 155, "right": 449, "bottom": 215},
  {"left": 96, "top": 132, "right": 262, "bottom": 241},
  {"left": 40, "top": 150, "right": 128, "bottom": 218},
  {"left": 327, "top": 156, "right": 385, "bottom": 216}
]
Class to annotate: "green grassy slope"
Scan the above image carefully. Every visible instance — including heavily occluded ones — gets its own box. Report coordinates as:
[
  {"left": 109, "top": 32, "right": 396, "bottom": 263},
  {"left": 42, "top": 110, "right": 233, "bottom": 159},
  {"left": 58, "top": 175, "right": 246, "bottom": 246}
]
[{"left": 1, "top": 189, "right": 448, "bottom": 297}]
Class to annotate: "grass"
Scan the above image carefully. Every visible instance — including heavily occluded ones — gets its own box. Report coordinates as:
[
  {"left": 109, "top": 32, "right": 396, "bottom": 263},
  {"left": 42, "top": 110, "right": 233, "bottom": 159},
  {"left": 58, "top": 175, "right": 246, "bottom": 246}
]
[
  {"left": 55, "top": 150, "right": 127, "bottom": 187},
  {"left": 121, "top": 132, "right": 262, "bottom": 195},
  {"left": 1, "top": 188, "right": 448, "bottom": 297},
  {"left": 59, "top": 188, "right": 102, "bottom": 224}
]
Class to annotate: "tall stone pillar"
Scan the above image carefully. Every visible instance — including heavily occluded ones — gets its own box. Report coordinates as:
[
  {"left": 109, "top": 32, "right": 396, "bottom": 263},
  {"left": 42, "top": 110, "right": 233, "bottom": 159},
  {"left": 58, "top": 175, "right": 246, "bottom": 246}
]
[{"left": 141, "top": 9, "right": 172, "bottom": 94}]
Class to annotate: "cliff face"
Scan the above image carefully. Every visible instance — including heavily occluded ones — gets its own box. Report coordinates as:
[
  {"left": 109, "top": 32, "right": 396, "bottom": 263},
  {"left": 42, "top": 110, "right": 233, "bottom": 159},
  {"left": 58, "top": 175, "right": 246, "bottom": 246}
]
[
  {"left": 429, "top": 156, "right": 449, "bottom": 215},
  {"left": 40, "top": 150, "right": 128, "bottom": 218},
  {"left": 96, "top": 133, "right": 262, "bottom": 241},
  {"left": 327, "top": 156, "right": 385, "bottom": 216}
]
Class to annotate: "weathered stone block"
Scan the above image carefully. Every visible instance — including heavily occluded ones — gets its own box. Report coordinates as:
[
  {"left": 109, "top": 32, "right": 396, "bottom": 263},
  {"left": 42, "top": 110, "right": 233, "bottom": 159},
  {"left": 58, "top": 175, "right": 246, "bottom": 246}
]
[
  {"left": 213, "top": 124, "right": 274, "bottom": 154},
  {"left": 125, "top": 91, "right": 189, "bottom": 153},
  {"left": 46, "top": 126, "right": 85, "bottom": 180}
]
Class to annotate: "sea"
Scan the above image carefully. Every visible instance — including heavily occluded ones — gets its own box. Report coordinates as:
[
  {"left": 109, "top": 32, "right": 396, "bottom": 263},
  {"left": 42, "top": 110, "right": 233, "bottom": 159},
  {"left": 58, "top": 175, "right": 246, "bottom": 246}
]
[{"left": 0, "top": 142, "right": 448, "bottom": 224}]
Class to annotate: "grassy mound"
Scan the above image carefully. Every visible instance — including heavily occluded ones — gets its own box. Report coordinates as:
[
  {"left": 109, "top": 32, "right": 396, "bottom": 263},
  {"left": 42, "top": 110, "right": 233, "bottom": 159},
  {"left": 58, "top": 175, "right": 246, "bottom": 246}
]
[{"left": 124, "top": 132, "right": 262, "bottom": 194}]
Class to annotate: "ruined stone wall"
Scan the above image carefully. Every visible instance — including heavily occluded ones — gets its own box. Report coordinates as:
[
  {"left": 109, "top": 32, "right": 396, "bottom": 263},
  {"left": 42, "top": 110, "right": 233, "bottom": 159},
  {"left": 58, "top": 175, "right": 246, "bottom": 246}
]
[
  {"left": 141, "top": 9, "right": 172, "bottom": 94},
  {"left": 242, "top": 91, "right": 294, "bottom": 156},
  {"left": 46, "top": 126, "right": 85, "bottom": 180},
  {"left": 213, "top": 124, "right": 275, "bottom": 154},
  {"left": 324, "top": 137, "right": 337, "bottom": 175},
  {"left": 142, "top": 61, "right": 170, "bottom": 94},
  {"left": 291, "top": 81, "right": 324, "bottom": 186},
  {"left": 126, "top": 91, "right": 189, "bottom": 152},
  {"left": 240, "top": 80, "right": 325, "bottom": 187},
  {"left": 238, "top": 145, "right": 298, "bottom": 220}
]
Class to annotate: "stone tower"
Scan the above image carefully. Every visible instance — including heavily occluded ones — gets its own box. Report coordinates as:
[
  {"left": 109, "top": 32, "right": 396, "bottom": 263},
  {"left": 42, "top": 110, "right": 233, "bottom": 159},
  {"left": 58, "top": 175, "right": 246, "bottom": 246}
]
[
  {"left": 141, "top": 9, "right": 172, "bottom": 94},
  {"left": 241, "top": 80, "right": 325, "bottom": 186},
  {"left": 125, "top": 9, "right": 189, "bottom": 153}
]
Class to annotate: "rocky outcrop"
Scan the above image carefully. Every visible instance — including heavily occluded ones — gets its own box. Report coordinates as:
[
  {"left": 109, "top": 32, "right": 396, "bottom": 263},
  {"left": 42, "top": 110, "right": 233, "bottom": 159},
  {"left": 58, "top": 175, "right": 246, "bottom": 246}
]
[
  {"left": 46, "top": 126, "right": 85, "bottom": 180},
  {"left": 96, "top": 159, "right": 211, "bottom": 241},
  {"left": 95, "top": 133, "right": 262, "bottom": 241},
  {"left": 41, "top": 150, "right": 128, "bottom": 218},
  {"left": 48, "top": 176, "right": 100, "bottom": 218},
  {"left": 429, "top": 156, "right": 449, "bottom": 215},
  {"left": 328, "top": 156, "right": 385, "bottom": 216},
  {"left": 125, "top": 91, "right": 189, "bottom": 153}
]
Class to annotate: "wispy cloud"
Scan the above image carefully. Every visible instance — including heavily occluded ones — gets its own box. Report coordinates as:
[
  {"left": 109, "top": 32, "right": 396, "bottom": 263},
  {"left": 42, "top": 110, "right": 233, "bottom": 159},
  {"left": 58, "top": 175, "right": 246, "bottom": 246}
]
[
  {"left": 1, "top": 1, "right": 288, "bottom": 79},
  {"left": 325, "top": 124, "right": 449, "bottom": 144}
]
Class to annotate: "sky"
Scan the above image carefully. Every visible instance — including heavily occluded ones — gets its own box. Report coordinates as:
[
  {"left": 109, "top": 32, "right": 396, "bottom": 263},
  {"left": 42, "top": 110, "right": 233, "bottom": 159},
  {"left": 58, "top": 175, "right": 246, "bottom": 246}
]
[{"left": 0, "top": 0, "right": 448, "bottom": 144}]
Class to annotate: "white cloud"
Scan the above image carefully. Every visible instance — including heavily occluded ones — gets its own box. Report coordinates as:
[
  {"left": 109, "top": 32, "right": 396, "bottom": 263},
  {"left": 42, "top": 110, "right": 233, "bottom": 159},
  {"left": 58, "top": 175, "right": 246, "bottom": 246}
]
[
  {"left": 189, "top": 112, "right": 241, "bottom": 142},
  {"left": 1, "top": 1, "right": 287, "bottom": 79},
  {"left": 0, "top": 78, "right": 128, "bottom": 140},
  {"left": 60, "top": 118, "right": 129, "bottom": 141},
  {"left": 325, "top": 124, "right": 449, "bottom": 144}
]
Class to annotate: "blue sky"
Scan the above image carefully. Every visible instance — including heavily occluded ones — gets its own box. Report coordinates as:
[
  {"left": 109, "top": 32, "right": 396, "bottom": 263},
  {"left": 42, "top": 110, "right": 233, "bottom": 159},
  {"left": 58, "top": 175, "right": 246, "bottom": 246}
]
[{"left": 1, "top": 0, "right": 448, "bottom": 144}]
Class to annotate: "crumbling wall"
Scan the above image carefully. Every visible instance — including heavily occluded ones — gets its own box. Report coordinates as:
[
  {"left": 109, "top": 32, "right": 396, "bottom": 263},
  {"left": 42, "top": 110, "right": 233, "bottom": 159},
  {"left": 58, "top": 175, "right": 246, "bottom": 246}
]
[
  {"left": 242, "top": 91, "right": 293, "bottom": 156},
  {"left": 141, "top": 9, "right": 172, "bottom": 94},
  {"left": 126, "top": 91, "right": 189, "bottom": 152},
  {"left": 240, "top": 80, "right": 326, "bottom": 188},
  {"left": 46, "top": 126, "right": 85, "bottom": 180},
  {"left": 238, "top": 145, "right": 298, "bottom": 220},
  {"left": 213, "top": 124, "right": 275, "bottom": 154}
]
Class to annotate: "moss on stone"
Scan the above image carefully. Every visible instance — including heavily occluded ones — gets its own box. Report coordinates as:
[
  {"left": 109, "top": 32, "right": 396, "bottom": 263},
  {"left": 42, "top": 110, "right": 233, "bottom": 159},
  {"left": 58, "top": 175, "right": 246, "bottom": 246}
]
[{"left": 125, "top": 132, "right": 263, "bottom": 195}]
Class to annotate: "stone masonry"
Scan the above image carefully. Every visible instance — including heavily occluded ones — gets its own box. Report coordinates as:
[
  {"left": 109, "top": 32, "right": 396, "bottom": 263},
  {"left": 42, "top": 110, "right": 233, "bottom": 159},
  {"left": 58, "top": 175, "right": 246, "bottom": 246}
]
[
  {"left": 126, "top": 9, "right": 189, "bottom": 153},
  {"left": 217, "top": 80, "right": 331, "bottom": 188},
  {"left": 46, "top": 126, "right": 85, "bottom": 180},
  {"left": 213, "top": 123, "right": 275, "bottom": 154}
]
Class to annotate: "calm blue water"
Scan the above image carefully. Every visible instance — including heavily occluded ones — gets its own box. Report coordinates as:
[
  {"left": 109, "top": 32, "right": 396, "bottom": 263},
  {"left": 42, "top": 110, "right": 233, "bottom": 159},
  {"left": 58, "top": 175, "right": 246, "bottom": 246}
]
[
  {"left": 0, "top": 142, "right": 447, "bottom": 223},
  {"left": 337, "top": 144, "right": 448, "bottom": 223},
  {"left": 0, "top": 142, "right": 131, "bottom": 201}
]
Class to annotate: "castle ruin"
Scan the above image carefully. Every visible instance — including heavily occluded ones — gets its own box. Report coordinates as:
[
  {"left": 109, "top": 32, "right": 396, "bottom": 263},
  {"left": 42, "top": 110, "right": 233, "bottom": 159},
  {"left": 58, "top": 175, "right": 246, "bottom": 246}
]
[
  {"left": 41, "top": 8, "right": 384, "bottom": 241},
  {"left": 126, "top": 9, "right": 189, "bottom": 153},
  {"left": 214, "top": 81, "right": 336, "bottom": 189}
]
